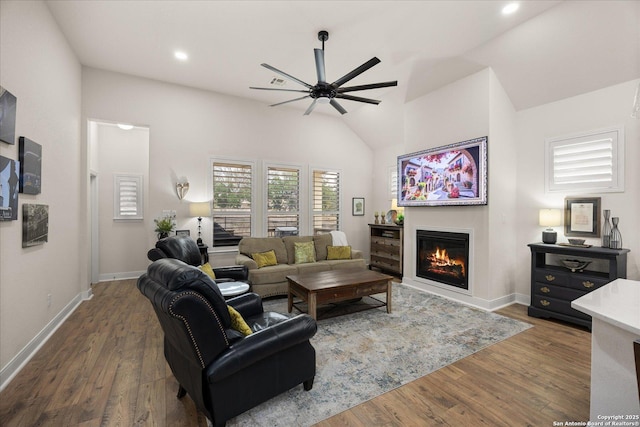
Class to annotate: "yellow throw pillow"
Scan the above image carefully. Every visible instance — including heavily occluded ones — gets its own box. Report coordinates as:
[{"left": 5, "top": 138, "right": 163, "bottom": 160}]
[
  {"left": 252, "top": 249, "right": 278, "bottom": 268},
  {"left": 294, "top": 241, "right": 316, "bottom": 264},
  {"left": 227, "top": 306, "right": 252, "bottom": 336},
  {"left": 327, "top": 245, "right": 352, "bottom": 260},
  {"left": 199, "top": 262, "right": 217, "bottom": 280}
]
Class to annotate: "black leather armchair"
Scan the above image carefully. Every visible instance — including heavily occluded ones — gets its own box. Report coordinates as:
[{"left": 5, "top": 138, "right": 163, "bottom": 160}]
[
  {"left": 137, "top": 258, "right": 317, "bottom": 426},
  {"left": 147, "top": 235, "right": 248, "bottom": 283}
]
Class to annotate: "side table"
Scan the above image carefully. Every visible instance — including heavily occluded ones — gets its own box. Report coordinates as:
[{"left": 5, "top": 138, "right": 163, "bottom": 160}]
[{"left": 218, "top": 282, "right": 250, "bottom": 299}]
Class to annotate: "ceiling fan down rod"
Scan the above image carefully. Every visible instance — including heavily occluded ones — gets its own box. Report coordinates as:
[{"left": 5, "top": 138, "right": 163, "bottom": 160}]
[{"left": 318, "top": 30, "right": 328, "bottom": 51}]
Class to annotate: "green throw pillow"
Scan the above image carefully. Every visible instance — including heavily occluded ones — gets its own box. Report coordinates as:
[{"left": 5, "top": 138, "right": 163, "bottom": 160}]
[
  {"left": 252, "top": 250, "right": 278, "bottom": 268},
  {"left": 327, "top": 245, "right": 352, "bottom": 260},
  {"left": 227, "top": 306, "right": 252, "bottom": 336},
  {"left": 294, "top": 241, "right": 316, "bottom": 264}
]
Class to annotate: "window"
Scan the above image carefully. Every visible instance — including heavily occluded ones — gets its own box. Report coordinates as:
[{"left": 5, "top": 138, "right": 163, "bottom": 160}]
[
  {"left": 212, "top": 161, "right": 253, "bottom": 246},
  {"left": 546, "top": 126, "right": 624, "bottom": 193},
  {"left": 312, "top": 169, "right": 340, "bottom": 234},
  {"left": 113, "top": 174, "right": 143, "bottom": 220},
  {"left": 266, "top": 165, "right": 300, "bottom": 237},
  {"left": 389, "top": 165, "right": 398, "bottom": 200}
]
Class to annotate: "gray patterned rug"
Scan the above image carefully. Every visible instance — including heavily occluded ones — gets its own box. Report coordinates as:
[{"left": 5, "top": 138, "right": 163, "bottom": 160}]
[{"left": 228, "top": 283, "right": 531, "bottom": 426}]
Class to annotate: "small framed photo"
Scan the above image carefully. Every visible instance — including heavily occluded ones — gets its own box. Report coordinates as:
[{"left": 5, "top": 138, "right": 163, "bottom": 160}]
[
  {"left": 564, "top": 197, "right": 600, "bottom": 237},
  {"left": 352, "top": 197, "right": 365, "bottom": 216},
  {"left": 176, "top": 229, "right": 190, "bottom": 237}
]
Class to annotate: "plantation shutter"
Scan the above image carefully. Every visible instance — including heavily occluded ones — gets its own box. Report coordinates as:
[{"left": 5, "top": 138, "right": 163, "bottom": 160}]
[
  {"left": 312, "top": 169, "right": 340, "bottom": 234},
  {"left": 114, "top": 174, "right": 143, "bottom": 220},
  {"left": 212, "top": 161, "right": 252, "bottom": 245},
  {"left": 547, "top": 127, "right": 624, "bottom": 193},
  {"left": 267, "top": 166, "right": 300, "bottom": 236}
]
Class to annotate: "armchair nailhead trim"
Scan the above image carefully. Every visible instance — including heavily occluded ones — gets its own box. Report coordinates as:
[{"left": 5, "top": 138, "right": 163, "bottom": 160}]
[{"left": 169, "top": 292, "right": 229, "bottom": 368}]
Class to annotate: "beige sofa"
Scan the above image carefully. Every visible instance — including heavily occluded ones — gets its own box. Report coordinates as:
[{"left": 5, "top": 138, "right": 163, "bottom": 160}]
[{"left": 235, "top": 234, "right": 365, "bottom": 298}]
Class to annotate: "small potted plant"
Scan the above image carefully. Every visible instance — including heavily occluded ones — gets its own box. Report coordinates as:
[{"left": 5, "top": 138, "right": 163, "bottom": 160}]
[
  {"left": 395, "top": 213, "right": 404, "bottom": 226},
  {"left": 154, "top": 216, "right": 175, "bottom": 240}
]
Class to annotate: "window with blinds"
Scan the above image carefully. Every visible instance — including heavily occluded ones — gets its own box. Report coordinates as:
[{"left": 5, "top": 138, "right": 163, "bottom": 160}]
[
  {"left": 312, "top": 169, "right": 340, "bottom": 234},
  {"left": 114, "top": 174, "right": 143, "bottom": 220},
  {"left": 212, "top": 161, "right": 253, "bottom": 246},
  {"left": 267, "top": 165, "right": 300, "bottom": 237},
  {"left": 546, "top": 126, "right": 624, "bottom": 193}
]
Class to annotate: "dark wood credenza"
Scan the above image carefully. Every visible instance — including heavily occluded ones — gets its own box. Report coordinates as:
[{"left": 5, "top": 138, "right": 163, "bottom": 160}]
[
  {"left": 369, "top": 224, "right": 403, "bottom": 276},
  {"left": 528, "top": 243, "right": 630, "bottom": 329}
]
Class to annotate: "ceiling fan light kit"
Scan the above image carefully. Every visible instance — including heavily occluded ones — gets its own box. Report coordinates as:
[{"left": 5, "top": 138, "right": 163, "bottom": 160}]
[{"left": 250, "top": 30, "right": 397, "bottom": 115}]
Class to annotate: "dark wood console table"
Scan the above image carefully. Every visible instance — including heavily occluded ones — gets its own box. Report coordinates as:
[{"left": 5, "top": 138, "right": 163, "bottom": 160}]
[{"left": 528, "top": 243, "right": 630, "bottom": 329}]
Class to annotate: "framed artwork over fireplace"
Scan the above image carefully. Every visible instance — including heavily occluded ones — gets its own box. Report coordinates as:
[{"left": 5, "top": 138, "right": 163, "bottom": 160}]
[{"left": 397, "top": 136, "right": 488, "bottom": 207}]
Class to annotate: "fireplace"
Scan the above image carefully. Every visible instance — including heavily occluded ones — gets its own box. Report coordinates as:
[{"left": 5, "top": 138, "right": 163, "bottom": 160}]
[{"left": 416, "top": 229, "right": 470, "bottom": 290}]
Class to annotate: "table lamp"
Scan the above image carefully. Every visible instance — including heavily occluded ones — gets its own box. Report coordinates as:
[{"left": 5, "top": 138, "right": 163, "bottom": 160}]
[
  {"left": 189, "top": 202, "right": 211, "bottom": 245},
  {"left": 539, "top": 208, "right": 562, "bottom": 244}
]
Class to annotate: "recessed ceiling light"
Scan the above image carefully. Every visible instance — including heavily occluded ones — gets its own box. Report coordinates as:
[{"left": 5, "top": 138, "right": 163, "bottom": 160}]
[
  {"left": 117, "top": 123, "right": 134, "bottom": 130},
  {"left": 174, "top": 51, "right": 188, "bottom": 61},
  {"left": 502, "top": 2, "right": 519, "bottom": 15}
]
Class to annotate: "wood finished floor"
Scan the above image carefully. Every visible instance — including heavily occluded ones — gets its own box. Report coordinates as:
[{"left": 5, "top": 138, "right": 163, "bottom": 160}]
[{"left": 0, "top": 279, "right": 591, "bottom": 426}]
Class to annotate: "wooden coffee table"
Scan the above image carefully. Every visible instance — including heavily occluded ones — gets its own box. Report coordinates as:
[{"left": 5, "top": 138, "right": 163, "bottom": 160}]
[{"left": 286, "top": 268, "right": 393, "bottom": 320}]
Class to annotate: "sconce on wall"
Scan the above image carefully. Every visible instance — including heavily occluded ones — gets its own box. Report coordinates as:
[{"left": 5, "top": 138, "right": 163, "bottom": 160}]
[{"left": 176, "top": 181, "right": 189, "bottom": 200}]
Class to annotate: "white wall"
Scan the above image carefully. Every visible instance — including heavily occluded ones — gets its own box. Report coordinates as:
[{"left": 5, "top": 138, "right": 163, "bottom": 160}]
[
  {"left": 95, "top": 123, "right": 150, "bottom": 279},
  {"left": 81, "top": 67, "right": 375, "bottom": 273},
  {"left": 0, "top": 0, "right": 84, "bottom": 384},
  {"left": 514, "top": 79, "right": 640, "bottom": 296}
]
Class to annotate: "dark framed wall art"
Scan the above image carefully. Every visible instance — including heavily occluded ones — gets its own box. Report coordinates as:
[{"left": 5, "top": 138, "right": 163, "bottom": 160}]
[
  {"left": 0, "top": 86, "right": 17, "bottom": 145},
  {"left": 23, "top": 204, "right": 49, "bottom": 247},
  {"left": 19, "top": 136, "right": 42, "bottom": 194},
  {"left": 352, "top": 197, "right": 365, "bottom": 216},
  {"left": 0, "top": 155, "right": 20, "bottom": 220},
  {"left": 564, "top": 196, "right": 601, "bottom": 237}
]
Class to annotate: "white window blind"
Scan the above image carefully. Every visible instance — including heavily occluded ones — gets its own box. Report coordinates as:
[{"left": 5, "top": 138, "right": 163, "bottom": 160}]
[
  {"left": 312, "top": 169, "right": 340, "bottom": 234},
  {"left": 546, "top": 127, "right": 624, "bottom": 193},
  {"left": 267, "top": 165, "right": 300, "bottom": 237},
  {"left": 389, "top": 165, "right": 398, "bottom": 200},
  {"left": 114, "top": 174, "right": 143, "bottom": 220},
  {"left": 212, "top": 161, "right": 253, "bottom": 246}
]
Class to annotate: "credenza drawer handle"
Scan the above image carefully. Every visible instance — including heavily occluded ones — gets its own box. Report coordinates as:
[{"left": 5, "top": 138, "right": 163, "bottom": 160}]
[
  {"left": 540, "top": 286, "right": 550, "bottom": 293},
  {"left": 582, "top": 281, "right": 595, "bottom": 289},
  {"left": 545, "top": 275, "right": 555, "bottom": 282},
  {"left": 540, "top": 299, "right": 550, "bottom": 306}
]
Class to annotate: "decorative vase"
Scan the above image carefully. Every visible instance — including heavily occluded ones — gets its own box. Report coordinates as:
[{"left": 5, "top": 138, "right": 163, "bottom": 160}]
[
  {"left": 601, "top": 209, "right": 611, "bottom": 248},
  {"left": 374, "top": 213, "right": 379, "bottom": 224},
  {"left": 157, "top": 232, "right": 169, "bottom": 240},
  {"left": 609, "top": 217, "right": 622, "bottom": 249}
]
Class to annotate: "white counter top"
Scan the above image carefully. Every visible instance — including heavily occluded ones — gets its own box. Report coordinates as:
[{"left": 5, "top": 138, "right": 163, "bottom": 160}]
[{"left": 571, "top": 278, "right": 640, "bottom": 336}]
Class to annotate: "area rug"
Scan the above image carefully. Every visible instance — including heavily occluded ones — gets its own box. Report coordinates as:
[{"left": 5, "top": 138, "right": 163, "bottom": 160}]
[{"left": 227, "top": 283, "right": 532, "bottom": 426}]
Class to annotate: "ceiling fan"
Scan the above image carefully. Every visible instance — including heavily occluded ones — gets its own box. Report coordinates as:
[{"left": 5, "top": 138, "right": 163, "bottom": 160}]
[{"left": 250, "top": 30, "right": 398, "bottom": 116}]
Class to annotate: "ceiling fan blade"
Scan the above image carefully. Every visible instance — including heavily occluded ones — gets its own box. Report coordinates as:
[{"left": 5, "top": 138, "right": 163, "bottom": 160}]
[
  {"left": 250, "top": 87, "right": 311, "bottom": 93},
  {"left": 269, "top": 95, "right": 310, "bottom": 107},
  {"left": 314, "top": 48, "right": 326, "bottom": 83},
  {"left": 303, "top": 99, "right": 318, "bottom": 116},
  {"left": 331, "top": 57, "right": 381, "bottom": 88},
  {"left": 335, "top": 93, "right": 381, "bottom": 105},
  {"left": 336, "top": 81, "right": 398, "bottom": 93},
  {"left": 330, "top": 99, "right": 347, "bottom": 115},
  {"left": 261, "top": 63, "right": 313, "bottom": 89}
]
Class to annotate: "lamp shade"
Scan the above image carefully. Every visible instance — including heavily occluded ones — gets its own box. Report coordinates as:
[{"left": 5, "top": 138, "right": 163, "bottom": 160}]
[
  {"left": 539, "top": 209, "right": 562, "bottom": 227},
  {"left": 189, "top": 202, "right": 211, "bottom": 218}
]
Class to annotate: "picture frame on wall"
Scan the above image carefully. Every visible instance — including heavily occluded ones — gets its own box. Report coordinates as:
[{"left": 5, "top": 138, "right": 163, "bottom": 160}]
[
  {"left": 397, "top": 136, "right": 488, "bottom": 207},
  {"left": 352, "top": 197, "right": 365, "bottom": 216},
  {"left": 19, "top": 137, "right": 42, "bottom": 194},
  {"left": 564, "top": 196, "right": 601, "bottom": 237},
  {"left": 0, "top": 155, "right": 20, "bottom": 220},
  {"left": 0, "top": 86, "right": 17, "bottom": 145},
  {"left": 23, "top": 204, "right": 49, "bottom": 247}
]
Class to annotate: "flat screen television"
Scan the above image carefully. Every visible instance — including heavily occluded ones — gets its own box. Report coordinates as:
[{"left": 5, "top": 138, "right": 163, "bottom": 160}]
[{"left": 397, "top": 136, "right": 487, "bottom": 207}]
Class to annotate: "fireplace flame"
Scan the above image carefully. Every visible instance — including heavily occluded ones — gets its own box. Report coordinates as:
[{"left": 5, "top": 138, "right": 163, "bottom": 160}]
[{"left": 428, "top": 246, "right": 466, "bottom": 277}]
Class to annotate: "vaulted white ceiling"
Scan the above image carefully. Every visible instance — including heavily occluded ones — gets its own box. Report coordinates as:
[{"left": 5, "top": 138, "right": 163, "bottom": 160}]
[{"left": 46, "top": 0, "right": 639, "bottom": 147}]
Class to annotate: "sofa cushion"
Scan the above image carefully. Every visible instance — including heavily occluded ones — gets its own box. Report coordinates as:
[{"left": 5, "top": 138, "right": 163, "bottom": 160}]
[
  {"left": 252, "top": 250, "right": 278, "bottom": 268},
  {"left": 283, "top": 236, "right": 313, "bottom": 264},
  {"left": 227, "top": 306, "right": 252, "bottom": 336},
  {"left": 248, "top": 264, "right": 297, "bottom": 286},
  {"left": 327, "top": 245, "right": 352, "bottom": 260},
  {"left": 294, "top": 241, "right": 316, "bottom": 264},
  {"left": 313, "top": 233, "right": 332, "bottom": 261},
  {"left": 199, "top": 262, "right": 217, "bottom": 279},
  {"left": 239, "top": 237, "right": 288, "bottom": 265},
  {"left": 295, "top": 262, "right": 331, "bottom": 275},
  {"left": 326, "top": 258, "right": 367, "bottom": 270}
]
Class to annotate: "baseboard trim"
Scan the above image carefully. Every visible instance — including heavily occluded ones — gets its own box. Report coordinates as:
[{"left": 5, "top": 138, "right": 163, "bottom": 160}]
[
  {"left": 0, "top": 288, "right": 93, "bottom": 392},
  {"left": 99, "top": 270, "right": 145, "bottom": 282}
]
